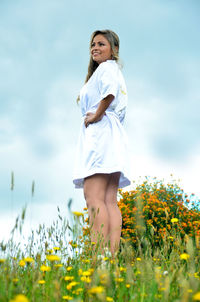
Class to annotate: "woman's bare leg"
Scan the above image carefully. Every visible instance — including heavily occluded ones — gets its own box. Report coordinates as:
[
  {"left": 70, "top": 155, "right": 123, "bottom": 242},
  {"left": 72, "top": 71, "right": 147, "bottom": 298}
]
[
  {"left": 84, "top": 173, "right": 110, "bottom": 251},
  {"left": 104, "top": 172, "right": 122, "bottom": 257}
]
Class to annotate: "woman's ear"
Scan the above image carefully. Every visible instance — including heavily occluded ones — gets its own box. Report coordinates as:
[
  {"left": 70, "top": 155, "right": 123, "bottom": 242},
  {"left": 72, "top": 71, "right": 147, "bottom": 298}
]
[{"left": 115, "top": 46, "right": 119, "bottom": 53}]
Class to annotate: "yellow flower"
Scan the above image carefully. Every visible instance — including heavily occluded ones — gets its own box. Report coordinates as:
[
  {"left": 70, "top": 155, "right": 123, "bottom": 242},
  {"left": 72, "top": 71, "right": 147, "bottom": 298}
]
[
  {"left": 78, "top": 269, "right": 83, "bottom": 275},
  {"left": 62, "top": 296, "right": 73, "bottom": 300},
  {"left": 13, "top": 294, "right": 29, "bottom": 302},
  {"left": 106, "top": 297, "right": 113, "bottom": 301},
  {"left": 72, "top": 211, "right": 84, "bottom": 217},
  {"left": 171, "top": 218, "right": 179, "bottom": 223},
  {"left": 81, "top": 259, "right": 90, "bottom": 263},
  {"left": 46, "top": 249, "right": 53, "bottom": 254},
  {"left": 115, "top": 277, "right": 124, "bottom": 282},
  {"left": 38, "top": 280, "right": 45, "bottom": 284},
  {"left": 12, "top": 278, "right": 19, "bottom": 283},
  {"left": 126, "top": 284, "right": 131, "bottom": 288},
  {"left": 136, "top": 257, "right": 141, "bottom": 261},
  {"left": 120, "top": 267, "right": 127, "bottom": 272},
  {"left": 19, "top": 260, "right": 26, "bottom": 267},
  {"left": 180, "top": 253, "right": 190, "bottom": 260},
  {"left": 71, "top": 243, "right": 77, "bottom": 248},
  {"left": 0, "top": 259, "right": 6, "bottom": 263},
  {"left": 66, "top": 281, "right": 79, "bottom": 290},
  {"left": 24, "top": 257, "right": 34, "bottom": 263},
  {"left": 64, "top": 276, "right": 74, "bottom": 281},
  {"left": 81, "top": 276, "right": 91, "bottom": 283},
  {"left": 67, "top": 266, "right": 73, "bottom": 271},
  {"left": 53, "top": 247, "right": 60, "bottom": 251},
  {"left": 82, "top": 271, "right": 91, "bottom": 276},
  {"left": 193, "top": 292, "right": 200, "bottom": 301},
  {"left": 40, "top": 265, "right": 51, "bottom": 272},
  {"left": 54, "top": 263, "right": 63, "bottom": 268},
  {"left": 46, "top": 254, "right": 61, "bottom": 261},
  {"left": 88, "top": 286, "right": 104, "bottom": 294}
]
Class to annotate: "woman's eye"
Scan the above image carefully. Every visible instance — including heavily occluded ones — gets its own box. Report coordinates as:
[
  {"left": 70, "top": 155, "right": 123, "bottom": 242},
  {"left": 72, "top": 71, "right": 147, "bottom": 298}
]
[{"left": 91, "top": 43, "right": 95, "bottom": 47}]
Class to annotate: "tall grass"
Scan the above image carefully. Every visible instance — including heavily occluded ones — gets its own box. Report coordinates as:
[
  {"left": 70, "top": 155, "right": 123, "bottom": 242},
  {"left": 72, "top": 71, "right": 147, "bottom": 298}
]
[{"left": 0, "top": 177, "right": 200, "bottom": 301}]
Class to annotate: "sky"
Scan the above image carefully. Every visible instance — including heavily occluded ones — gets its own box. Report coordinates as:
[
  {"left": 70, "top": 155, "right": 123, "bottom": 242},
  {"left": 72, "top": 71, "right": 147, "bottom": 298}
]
[{"left": 0, "top": 0, "right": 200, "bottom": 242}]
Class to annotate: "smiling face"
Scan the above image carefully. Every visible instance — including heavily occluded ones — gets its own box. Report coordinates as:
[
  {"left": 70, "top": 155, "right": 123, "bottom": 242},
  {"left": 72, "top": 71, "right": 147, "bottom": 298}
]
[{"left": 91, "top": 34, "right": 112, "bottom": 65}]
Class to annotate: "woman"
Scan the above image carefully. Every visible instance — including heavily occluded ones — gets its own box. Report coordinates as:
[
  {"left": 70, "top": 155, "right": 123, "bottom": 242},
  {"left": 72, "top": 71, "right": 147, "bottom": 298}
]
[{"left": 73, "top": 29, "right": 131, "bottom": 257}]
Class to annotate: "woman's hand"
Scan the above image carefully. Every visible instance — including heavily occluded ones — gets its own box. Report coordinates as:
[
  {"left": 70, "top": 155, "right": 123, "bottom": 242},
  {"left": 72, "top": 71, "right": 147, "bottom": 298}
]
[{"left": 84, "top": 112, "right": 105, "bottom": 128}]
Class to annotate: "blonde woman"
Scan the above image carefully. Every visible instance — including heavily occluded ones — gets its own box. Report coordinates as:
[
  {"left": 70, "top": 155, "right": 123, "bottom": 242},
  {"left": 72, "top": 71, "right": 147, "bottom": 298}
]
[{"left": 73, "top": 30, "right": 131, "bottom": 257}]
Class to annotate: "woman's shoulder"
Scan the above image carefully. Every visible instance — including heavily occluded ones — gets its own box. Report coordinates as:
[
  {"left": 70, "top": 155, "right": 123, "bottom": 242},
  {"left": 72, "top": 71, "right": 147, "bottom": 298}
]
[{"left": 97, "top": 60, "right": 119, "bottom": 77}]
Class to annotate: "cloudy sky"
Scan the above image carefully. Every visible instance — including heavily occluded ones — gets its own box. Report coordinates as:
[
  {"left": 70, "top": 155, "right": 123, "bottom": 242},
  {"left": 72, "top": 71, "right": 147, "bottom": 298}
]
[{"left": 1, "top": 0, "right": 200, "bottom": 242}]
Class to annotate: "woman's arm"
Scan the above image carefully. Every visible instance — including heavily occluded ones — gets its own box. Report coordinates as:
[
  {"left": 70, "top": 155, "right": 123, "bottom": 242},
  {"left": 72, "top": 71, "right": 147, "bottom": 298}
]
[{"left": 84, "top": 94, "right": 114, "bottom": 128}]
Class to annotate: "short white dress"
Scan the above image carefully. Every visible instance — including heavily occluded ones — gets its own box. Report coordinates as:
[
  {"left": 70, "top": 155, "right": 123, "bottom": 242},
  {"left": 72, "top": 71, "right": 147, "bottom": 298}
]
[{"left": 73, "top": 59, "right": 131, "bottom": 189}]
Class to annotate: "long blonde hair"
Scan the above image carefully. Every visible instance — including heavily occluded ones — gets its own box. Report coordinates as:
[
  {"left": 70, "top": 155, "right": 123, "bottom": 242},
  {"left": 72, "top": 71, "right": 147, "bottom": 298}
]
[
  {"left": 85, "top": 29, "right": 120, "bottom": 83},
  {"left": 77, "top": 29, "right": 120, "bottom": 103}
]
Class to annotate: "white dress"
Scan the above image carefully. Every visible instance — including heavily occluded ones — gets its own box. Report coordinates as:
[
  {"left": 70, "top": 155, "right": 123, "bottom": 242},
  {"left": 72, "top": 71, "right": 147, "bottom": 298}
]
[{"left": 73, "top": 60, "right": 131, "bottom": 189}]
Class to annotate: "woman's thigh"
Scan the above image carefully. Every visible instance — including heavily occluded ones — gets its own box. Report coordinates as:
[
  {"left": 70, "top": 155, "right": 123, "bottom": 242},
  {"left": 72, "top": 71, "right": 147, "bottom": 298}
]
[
  {"left": 104, "top": 172, "right": 121, "bottom": 205},
  {"left": 83, "top": 173, "right": 110, "bottom": 205}
]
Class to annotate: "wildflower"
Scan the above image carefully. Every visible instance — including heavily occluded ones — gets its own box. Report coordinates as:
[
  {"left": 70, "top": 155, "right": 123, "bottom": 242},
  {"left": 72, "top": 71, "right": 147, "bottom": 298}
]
[
  {"left": 46, "top": 249, "right": 53, "bottom": 254},
  {"left": 126, "top": 284, "right": 131, "bottom": 288},
  {"left": 180, "top": 253, "right": 190, "bottom": 260},
  {"left": 64, "top": 276, "right": 74, "bottom": 281},
  {"left": 19, "top": 260, "right": 26, "bottom": 267},
  {"left": 136, "top": 257, "right": 141, "bottom": 261},
  {"left": 0, "top": 259, "right": 6, "bottom": 263},
  {"left": 40, "top": 265, "right": 51, "bottom": 272},
  {"left": 82, "top": 271, "right": 91, "bottom": 276},
  {"left": 71, "top": 243, "right": 78, "bottom": 248},
  {"left": 193, "top": 292, "right": 200, "bottom": 301},
  {"left": 53, "top": 247, "right": 60, "bottom": 251},
  {"left": 81, "top": 259, "right": 90, "bottom": 263},
  {"left": 120, "top": 267, "right": 127, "bottom": 272},
  {"left": 38, "top": 280, "right": 45, "bottom": 284},
  {"left": 115, "top": 277, "right": 124, "bottom": 282},
  {"left": 67, "top": 266, "right": 73, "bottom": 271},
  {"left": 81, "top": 276, "right": 91, "bottom": 283},
  {"left": 54, "top": 263, "right": 63, "bottom": 268},
  {"left": 188, "top": 289, "right": 193, "bottom": 293},
  {"left": 78, "top": 269, "right": 83, "bottom": 275},
  {"left": 159, "top": 287, "right": 166, "bottom": 291},
  {"left": 72, "top": 211, "right": 84, "bottom": 217},
  {"left": 12, "top": 278, "right": 19, "bottom": 283},
  {"left": 13, "top": 294, "right": 29, "bottom": 302},
  {"left": 46, "top": 254, "right": 61, "bottom": 261},
  {"left": 171, "top": 218, "right": 179, "bottom": 223},
  {"left": 24, "top": 257, "right": 34, "bottom": 263},
  {"left": 66, "top": 281, "right": 79, "bottom": 290},
  {"left": 88, "top": 286, "right": 104, "bottom": 294},
  {"left": 62, "top": 296, "right": 73, "bottom": 300},
  {"left": 106, "top": 297, "right": 113, "bottom": 301}
]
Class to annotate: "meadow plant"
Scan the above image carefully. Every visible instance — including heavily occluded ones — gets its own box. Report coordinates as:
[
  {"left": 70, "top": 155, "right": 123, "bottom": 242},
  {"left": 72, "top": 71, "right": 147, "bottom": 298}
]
[{"left": 0, "top": 177, "right": 200, "bottom": 301}]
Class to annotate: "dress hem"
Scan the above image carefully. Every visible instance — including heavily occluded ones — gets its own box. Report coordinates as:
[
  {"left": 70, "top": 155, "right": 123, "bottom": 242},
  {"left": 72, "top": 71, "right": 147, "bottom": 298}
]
[{"left": 73, "top": 168, "right": 131, "bottom": 189}]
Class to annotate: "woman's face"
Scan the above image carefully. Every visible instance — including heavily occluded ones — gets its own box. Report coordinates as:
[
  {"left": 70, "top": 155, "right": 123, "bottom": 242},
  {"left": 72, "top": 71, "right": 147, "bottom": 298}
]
[{"left": 91, "top": 34, "right": 112, "bottom": 64}]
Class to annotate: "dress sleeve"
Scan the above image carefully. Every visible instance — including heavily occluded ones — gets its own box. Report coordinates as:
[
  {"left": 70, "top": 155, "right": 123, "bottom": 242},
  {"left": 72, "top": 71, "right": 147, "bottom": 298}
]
[{"left": 98, "top": 62, "right": 119, "bottom": 100}]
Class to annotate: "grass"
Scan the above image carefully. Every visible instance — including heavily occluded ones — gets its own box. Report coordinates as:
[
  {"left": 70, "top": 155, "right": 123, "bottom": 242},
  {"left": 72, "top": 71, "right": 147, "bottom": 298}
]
[{"left": 1, "top": 177, "right": 200, "bottom": 302}]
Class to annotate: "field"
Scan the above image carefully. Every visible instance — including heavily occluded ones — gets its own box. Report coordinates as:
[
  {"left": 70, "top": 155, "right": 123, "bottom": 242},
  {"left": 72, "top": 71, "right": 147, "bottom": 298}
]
[{"left": 0, "top": 177, "right": 200, "bottom": 302}]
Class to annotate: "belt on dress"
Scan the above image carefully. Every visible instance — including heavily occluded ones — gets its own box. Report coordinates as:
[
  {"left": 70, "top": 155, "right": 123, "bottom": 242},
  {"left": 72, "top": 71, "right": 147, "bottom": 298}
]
[{"left": 82, "top": 110, "right": 119, "bottom": 120}]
